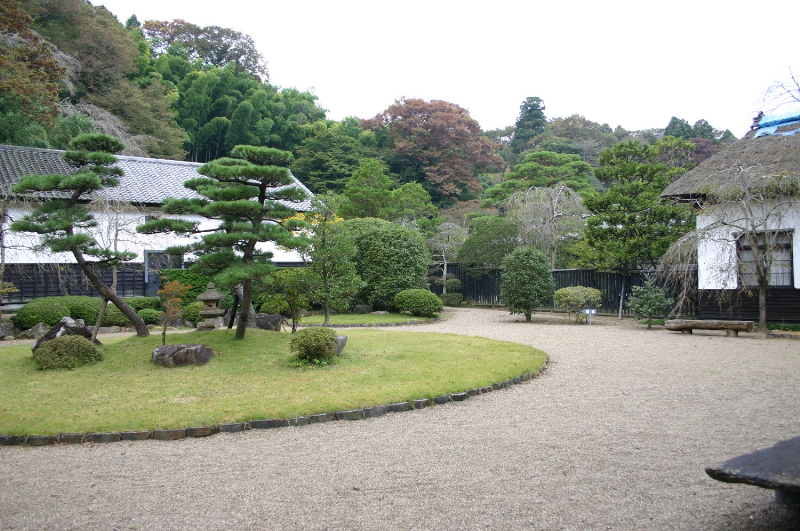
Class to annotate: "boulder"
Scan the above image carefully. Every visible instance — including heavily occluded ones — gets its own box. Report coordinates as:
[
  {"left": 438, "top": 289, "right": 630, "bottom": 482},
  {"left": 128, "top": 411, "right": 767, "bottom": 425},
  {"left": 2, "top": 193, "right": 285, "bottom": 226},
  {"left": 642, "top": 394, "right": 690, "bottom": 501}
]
[
  {"left": 256, "top": 313, "right": 283, "bottom": 331},
  {"left": 353, "top": 304, "right": 372, "bottom": 314},
  {"left": 372, "top": 311, "right": 389, "bottom": 315},
  {"left": 298, "top": 309, "right": 312, "bottom": 318},
  {"left": 0, "top": 320, "right": 17, "bottom": 338},
  {"left": 33, "top": 317, "right": 101, "bottom": 353},
  {"left": 17, "top": 322, "right": 50, "bottom": 340},
  {"left": 334, "top": 335, "right": 347, "bottom": 356},
  {"left": 152, "top": 343, "right": 214, "bottom": 367}
]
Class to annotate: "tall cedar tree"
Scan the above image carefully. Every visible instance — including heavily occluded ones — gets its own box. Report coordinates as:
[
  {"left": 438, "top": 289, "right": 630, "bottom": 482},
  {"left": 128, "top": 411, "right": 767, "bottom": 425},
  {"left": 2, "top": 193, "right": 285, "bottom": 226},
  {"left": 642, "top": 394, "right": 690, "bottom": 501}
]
[
  {"left": 138, "top": 144, "right": 308, "bottom": 339},
  {"left": 10, "top": 133, "right": 150, "bottom": 336}
]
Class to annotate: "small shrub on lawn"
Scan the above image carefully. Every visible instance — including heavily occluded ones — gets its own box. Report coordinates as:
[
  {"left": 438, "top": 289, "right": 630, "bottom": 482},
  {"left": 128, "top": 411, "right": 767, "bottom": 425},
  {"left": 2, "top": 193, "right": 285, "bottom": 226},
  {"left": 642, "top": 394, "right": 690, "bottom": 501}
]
[
  {"left": 627, "top": 279, "right": 673, "bottom": 329},
  {"left": 182, "top": 301, "right": 203, "bottom": 323},
  {"left": 14, "top": 297, "right": 71, "bottom": 329},
  {"left": 441, "top": 293, "right": 463, "bottom": 307},
  {"left": 137, "top": 308, "right": 162, "bottom": 325},
  {"left": 394, "top": 289, "right": 442, "bottom": 317},
  {"left": 554, "top": 286, "right": 602, "bottom": 323},
  {"left": 33, "top": 335, "right": 103, "bottom": 370},
  {"left": 290, "top": 327, "right": 337, "bottom": 364},
  {"left": 125, "top": 297, "right": 163, "bottom": 312},
  {"left": 101, "top": 305, "right": 131, "bottom": 327}
]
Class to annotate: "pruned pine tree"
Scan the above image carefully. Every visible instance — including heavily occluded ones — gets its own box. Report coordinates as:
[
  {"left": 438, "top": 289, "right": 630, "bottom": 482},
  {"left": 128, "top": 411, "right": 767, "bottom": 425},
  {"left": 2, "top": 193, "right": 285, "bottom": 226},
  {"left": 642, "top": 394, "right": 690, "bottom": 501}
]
[
  {"left": 138, "top": 144, "right": 308, "bottom": 339},
  {"left": 9, "top": 133, "right": 150, "bottom": 336}
]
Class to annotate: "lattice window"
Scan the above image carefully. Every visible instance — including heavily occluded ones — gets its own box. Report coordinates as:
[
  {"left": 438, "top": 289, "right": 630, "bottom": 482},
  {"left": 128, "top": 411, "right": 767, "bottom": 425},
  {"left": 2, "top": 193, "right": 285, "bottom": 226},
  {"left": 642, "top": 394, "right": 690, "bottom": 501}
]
[{"left": 738, "top": 231, "right": 793, "bottom": 287}]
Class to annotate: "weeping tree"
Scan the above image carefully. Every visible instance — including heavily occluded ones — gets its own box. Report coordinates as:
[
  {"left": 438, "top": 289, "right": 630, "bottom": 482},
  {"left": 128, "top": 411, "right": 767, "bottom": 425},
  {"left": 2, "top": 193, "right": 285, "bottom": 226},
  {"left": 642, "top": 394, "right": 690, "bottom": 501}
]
[
  {"left": 138, "top": 144, "right": 308, "bottom": 339},
  {"left": 10, "top": 133, "right": 150, "bottom": 336}
]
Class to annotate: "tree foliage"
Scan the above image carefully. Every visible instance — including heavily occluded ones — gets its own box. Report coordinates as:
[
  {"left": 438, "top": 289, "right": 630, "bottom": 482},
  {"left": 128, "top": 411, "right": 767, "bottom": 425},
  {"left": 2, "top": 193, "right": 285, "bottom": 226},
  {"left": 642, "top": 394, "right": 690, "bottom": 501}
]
[
  {"left": 500, "top": 247, "right": 555, "bottom": 322},
  {"left": 457, "top": 216, "right": 519, "bottom": 277},
  {"left": 510, "top": 97, "right": 547, "bottom": 154},
  {"left": 626, "top": 278, "right": 672, "bottom": 329}
]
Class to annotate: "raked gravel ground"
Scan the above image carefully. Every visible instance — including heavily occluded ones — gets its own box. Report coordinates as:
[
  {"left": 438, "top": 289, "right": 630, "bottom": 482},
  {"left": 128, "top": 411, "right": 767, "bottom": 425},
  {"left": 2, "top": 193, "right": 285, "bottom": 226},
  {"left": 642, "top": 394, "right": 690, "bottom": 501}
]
[{"left": 1, "top": 307, "right": 799, "bottom": 530}]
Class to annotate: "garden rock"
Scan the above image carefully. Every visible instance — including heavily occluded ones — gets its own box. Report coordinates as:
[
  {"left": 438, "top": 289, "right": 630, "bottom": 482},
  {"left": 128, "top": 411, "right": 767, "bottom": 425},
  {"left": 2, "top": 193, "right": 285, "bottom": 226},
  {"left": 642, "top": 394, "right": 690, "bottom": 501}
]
[
  {"left": 0, "top": 320, "right": 17, "bottom": 338},
  {"left": 18, "top": 322, "right": 50, "bottom": 340},
  {"left": 256, "top": 313, "right": 282, "bottom": 331},
  {"left": 298, "top": 309, "right": 312, "bottom": 317},
  {"left": 372, "top": 311, "right": 389, "bottom": 315},
  {"left": 353, "top": 304, "right": 372, "bottom": 314},
  {"left": 334, "top": 335, "right": 347, "bottom": 356},
  {"left": 32, "top": 317, "right": 100, "bottom": 353},
  {"left": 152, "top": 343, "right": 214, "bottom": 367}
]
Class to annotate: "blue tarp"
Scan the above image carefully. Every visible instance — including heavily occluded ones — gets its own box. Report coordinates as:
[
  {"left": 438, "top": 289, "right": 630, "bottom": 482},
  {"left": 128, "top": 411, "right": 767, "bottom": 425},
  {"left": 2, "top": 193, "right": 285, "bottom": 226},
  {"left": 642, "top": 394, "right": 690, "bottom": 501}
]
[
  {"left": 757, "top": 110, "right": 800, "bottom": 128},
  {"left": 754, "top": 119, "right": 800, "bottom": 138}
]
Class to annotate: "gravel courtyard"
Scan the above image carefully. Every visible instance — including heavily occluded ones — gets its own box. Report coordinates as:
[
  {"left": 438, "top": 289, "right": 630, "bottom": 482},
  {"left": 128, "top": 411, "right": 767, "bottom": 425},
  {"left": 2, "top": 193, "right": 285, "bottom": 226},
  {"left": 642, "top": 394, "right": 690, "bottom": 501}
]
[{"left": 1, "top": 307, "right": 798, "bottom": 530}]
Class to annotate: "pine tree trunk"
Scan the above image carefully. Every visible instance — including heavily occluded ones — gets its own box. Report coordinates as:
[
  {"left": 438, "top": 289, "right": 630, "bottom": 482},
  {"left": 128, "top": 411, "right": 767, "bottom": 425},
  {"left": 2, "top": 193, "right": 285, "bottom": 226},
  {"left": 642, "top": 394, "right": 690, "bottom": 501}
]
[{"left": 235, "top": 278, "right": 252, "bottom": 340}]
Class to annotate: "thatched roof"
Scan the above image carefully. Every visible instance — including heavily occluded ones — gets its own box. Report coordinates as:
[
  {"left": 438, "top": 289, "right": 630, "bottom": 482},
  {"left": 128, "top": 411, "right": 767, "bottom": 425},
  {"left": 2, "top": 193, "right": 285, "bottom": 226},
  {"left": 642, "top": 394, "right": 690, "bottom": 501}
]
[{"left": 662, "top": 112, "right": 800, "bottom": 200}]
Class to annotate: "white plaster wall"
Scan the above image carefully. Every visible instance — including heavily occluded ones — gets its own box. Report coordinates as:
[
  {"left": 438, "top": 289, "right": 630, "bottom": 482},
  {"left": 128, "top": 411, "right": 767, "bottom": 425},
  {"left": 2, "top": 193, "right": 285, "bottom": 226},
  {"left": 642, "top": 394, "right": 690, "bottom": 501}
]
[
  {"left": 696, "top": 201, "right": 800, "bottom": 290},
  {"left": 3, "top": 206, "right": 303, "bottom": 264}
]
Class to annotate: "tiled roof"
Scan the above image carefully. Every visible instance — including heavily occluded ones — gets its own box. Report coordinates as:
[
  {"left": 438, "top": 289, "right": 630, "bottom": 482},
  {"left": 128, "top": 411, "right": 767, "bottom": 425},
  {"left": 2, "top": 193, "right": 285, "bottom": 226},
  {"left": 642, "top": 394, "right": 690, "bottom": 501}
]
[{"left": 0, "top": 144, "right": 313, "bottom": 211}]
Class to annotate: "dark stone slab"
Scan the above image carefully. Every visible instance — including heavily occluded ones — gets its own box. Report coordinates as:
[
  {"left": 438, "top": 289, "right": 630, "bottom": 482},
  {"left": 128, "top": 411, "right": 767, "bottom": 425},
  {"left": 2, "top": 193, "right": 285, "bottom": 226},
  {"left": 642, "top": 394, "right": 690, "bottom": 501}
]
[
  {"left": 219, "top": 422, "right": 249, "bottom": 433},
  {"left": 412, "top": 399, "right": 430, "bottom": 409},
  {"left": 85, "top": 432, "right": 121, "bottom": 444},
  {"left": 120, "top": 431, "right": 151, "bottom": 441},
  {"left": 432, "top": 395, "right": 450, "bottom": 405},
  {"left": 492, "top": 382, "right": 503, "bottom": 390},
  {"left": 386, "top": 402, "right": 412, "bottom": 413},
  {"left": 503, "top": 380, "right": 512, "bottom": 388},
  {"left": 480, "top": 387, "right": 492, "bottom": 393},
  {"left": 152, "top": 344, "right": 214, "bottom": 367},
  {"left": 27, "top": 435, "right": 57, "bottom": 446},
  {"left": 152, "top": 428, "right": 186, "bottom": 440},
  {"left": 353, "top": 304, "right": 372, "bottom": 314},
  {"left": 706, "top": 436, "right": 800, "bottom": 500},
  {"left": 451, "top": 392, "right": 468, "bottom": 402},
  {"left": 511, "top": 377, "right": 520, "bottom": 385},
  {"left": 466, "top": 389, "right": 479, "bottom": 397},
  {"left": 256, "top": 313, "right": 282, "bottom": 331},
  {"left": 186, "top": 426, "right": 218, "bottom": 438},
  {"left": 33, "top": 317, "right": 100, "bottom": 353},
  {"left": 335, "top": 409, "right": 364, "bottom": 421},
  {"left": 309, "top": 413, "right": 334, "bottom": 423},
  {"left": 251, "top": 419, "right": 289, "bottom": 429},
  {"left": 58, "top": 433, "right": 85, "bottom": 444},
  {"left": 362, "top": 406, "right": 386, "bottom": 418},
  {"left": 288, "top": 416, "right": 309, "bottom": 427},
  {"left": 0, "top": 435, "right": 25, "bottom": 445}
]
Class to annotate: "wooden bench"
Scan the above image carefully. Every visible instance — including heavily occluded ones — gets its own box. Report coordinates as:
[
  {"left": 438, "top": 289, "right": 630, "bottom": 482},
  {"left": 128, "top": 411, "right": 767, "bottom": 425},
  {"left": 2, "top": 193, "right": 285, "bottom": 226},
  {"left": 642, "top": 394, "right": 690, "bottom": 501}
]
[
  {"left": 706, "top": 437, "right": 800, "bottom": 505},
  {"left": 665, "top": 319, "right": 754, "bottom": 337}
]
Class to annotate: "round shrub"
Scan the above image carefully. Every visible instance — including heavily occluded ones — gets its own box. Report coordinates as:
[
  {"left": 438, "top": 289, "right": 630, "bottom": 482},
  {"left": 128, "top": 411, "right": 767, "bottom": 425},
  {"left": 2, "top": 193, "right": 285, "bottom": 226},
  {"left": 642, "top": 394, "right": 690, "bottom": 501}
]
[
  {"left": 33, "top": 335, "right": 103, "bottom": 370},
  {"left": 394, "top": 289, "right": 442, "bottom": 317},
  {"left": 101, "top": 304, "right": 131, "bottom": 327},
  {"left": 182, "top": 301, "right": 203, "bottom": 323},
  {"left": 290, "top": 327, "right": 337, "bottom": 363},
  {"left": 137, "top": 308, "right": 162, "bottom": 325},
  {"left": 444, "top": 278, "right": 462, "bottom": 292},
  {"left": 441, "top": 293, "right": 463, "bottom": 307},
  {"left": 14, "top": 297, "right": 71, "bottom": 329},
  {"left": 64, "top": 296, "right": 103, "bottom": 324},
  {"left": 125, "top": 297, "right": 163, "bottom": 312}
]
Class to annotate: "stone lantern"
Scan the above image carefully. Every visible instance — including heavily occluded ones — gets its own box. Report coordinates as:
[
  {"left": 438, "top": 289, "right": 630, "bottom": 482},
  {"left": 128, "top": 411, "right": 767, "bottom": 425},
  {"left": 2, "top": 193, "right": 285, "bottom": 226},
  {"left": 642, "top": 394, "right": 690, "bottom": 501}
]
[{"left": 197, "top": 282, "right": 225, "bottom": 330}]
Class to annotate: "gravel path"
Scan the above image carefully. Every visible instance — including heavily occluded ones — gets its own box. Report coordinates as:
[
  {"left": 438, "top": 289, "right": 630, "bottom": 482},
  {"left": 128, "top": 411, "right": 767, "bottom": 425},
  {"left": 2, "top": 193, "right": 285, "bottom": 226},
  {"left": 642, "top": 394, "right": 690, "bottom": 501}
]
[{"left": 1, "top": 307, "right": 798, "bottom": 530}]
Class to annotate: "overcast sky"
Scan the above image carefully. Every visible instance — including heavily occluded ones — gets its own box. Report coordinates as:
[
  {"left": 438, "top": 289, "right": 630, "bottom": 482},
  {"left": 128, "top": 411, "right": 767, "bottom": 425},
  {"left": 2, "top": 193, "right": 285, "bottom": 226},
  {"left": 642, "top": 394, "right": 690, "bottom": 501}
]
[{"left": 97, "top": 0, "right": 799, "bottom": 138}]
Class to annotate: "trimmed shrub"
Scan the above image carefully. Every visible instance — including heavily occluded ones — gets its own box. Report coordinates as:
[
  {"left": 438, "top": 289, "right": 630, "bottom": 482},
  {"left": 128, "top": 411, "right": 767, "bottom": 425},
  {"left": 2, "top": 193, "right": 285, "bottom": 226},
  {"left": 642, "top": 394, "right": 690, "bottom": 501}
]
[
  {"left": 627, "top": 279, "right": 673, "bottom": 329},
  {"left": 394, "top": 289, "right": 442, "bottom": 317},
  {"left": 290, "top": 327, "right": 337, "bottom": 363},
  {"left": 101, "top": 304, "right": 131, "bottom": 327},
  {"left": 554, "top": 286, "right": 602, "bottom": 323},
  {"left": 125, "top": 297, "right": 163, "bottom": 312},
  {"left": 500, "top": 247, "right": 555, "bottom": 322},
  {"left": 182, "top": 301, "right": 203, "bottom": 324},
  {"left": 137, "top": 308, "right": 162, "bottom": 325},
  {"left": 14, "top": 297, "right": 71, "bottom": 329},
  {"left": 33, "top": 335, "right": 104, "bottom": 370},
  {"left": 64, "top": 296, "right": 103, "bottom": 324},
  {"left": 444, "top": 278, "right": 462, "bottom": 292},
  {"left": 441, "top": 293, "right": 463, "bottom": 307}
]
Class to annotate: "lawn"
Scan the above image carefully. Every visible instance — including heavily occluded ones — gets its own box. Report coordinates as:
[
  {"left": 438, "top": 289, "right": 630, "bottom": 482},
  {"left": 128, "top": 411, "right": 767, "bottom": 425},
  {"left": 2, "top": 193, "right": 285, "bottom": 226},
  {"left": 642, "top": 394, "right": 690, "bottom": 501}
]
[
  {"left": 0, "top": 329, "right": 546, "bottom": 435},
  {"left": 298, "top": 312, "right": 433, "bottom": 325}
]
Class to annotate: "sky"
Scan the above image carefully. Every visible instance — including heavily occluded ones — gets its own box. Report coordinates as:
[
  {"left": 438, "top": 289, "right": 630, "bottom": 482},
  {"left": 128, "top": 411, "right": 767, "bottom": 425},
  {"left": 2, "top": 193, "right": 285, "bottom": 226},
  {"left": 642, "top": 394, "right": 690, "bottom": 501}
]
[{"left": 97, "top": 0, "right": 799, "bottom": 138}]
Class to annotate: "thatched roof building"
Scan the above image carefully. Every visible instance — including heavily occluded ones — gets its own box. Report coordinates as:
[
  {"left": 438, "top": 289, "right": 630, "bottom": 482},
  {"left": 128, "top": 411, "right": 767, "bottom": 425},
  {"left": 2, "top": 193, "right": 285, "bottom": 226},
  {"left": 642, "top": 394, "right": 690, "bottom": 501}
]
[{"left": 662, "top": 111, "right": 800, "bottom": 201}]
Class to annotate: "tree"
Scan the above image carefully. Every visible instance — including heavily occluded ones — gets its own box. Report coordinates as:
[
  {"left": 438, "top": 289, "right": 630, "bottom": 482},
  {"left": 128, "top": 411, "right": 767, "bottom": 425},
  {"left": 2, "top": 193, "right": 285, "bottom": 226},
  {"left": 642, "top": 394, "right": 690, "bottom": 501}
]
[
  {"left": 510, "top": 97, "right": 547, "bottom": 154},
  {"left": 10, "top": 133, "right": 150, "bottom": 336},
  {"left": 762, "top": 66, "right": 800, "bottom": 113},
  {"left": 157, "top": 280, "right": 191, "bottom": 345},
  {"left": 337, "top": 158, "right": 392, "bottom": 219},
  {"left": 271, "top": 268, "right": 310, "bottom": 333},
  {"left": 302, "top": 195, "right": 363, "bottom": 326},
  {"left": 138, "top": 145, "right": 308, "bottom": 339},
  {"left": 500, "top": 247, "right": 555, "bottom": 322},
  {"left": 626, "top": 278, "right": 672, "bottom": 329},
  {"left": 505, "top": 186, "right": 588, "bottom": 268},
  {"left": 362, "top": 98, "right": 502, "bottom": 205},
  {"left": 456, "top": 216, "right": 519, "bottom": 277},
  {"left": 386, "top": 182, "right": 442, "bottom": 235},
  {"left": 664, "top": 117, "right": 693, "bottom": 140},
  {"left": 575, "top": 139, "right": 695, "bottom": 318},
  {"left": 482, "top": 151, "right": 594, "bottom": 206},
  {"left": 427, "top": 222, "right": 467, "bottom": 292}
]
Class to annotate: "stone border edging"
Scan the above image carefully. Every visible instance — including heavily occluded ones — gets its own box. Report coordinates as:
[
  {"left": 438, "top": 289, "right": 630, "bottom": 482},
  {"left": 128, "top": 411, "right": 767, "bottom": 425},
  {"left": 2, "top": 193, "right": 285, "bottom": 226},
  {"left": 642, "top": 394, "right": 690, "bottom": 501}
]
[
  {"left": 296, "top": 317, "right": 443, "bottom": 328},
  {"left": 0, "top": 358, "right": 548, "bottom": 447}
]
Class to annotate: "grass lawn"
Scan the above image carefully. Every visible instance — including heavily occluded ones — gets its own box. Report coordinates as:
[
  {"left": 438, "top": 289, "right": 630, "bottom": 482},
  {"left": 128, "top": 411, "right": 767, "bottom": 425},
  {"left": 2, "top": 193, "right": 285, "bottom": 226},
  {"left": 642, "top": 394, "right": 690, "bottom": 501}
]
[
  {"left": 0, "top": 329, "right": 546, "bottom": 436},
  {"left": 298, "top": 312, "right": 433, "bottom": 325}
]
